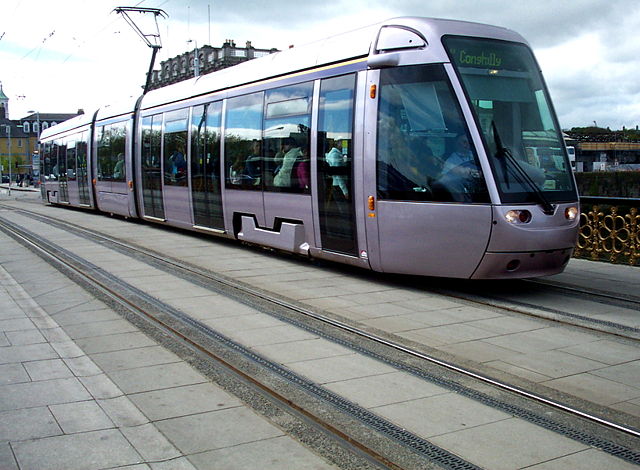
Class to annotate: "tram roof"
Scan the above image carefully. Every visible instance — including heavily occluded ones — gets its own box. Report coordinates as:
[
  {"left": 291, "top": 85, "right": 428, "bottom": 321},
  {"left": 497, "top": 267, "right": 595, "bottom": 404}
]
[
  {"left": 39, "top": 110, "right": 95, "bottom": 141},
  {"left": 140, "top": 16, "right": 525, "bottom": 111}
]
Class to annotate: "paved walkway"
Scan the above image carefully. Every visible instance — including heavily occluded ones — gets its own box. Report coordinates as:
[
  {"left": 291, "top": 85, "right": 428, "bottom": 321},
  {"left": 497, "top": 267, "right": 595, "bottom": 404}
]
[
  {"left": 0, "top": 231, "right": 337, "bottom": 470},
  {"left": 1, "top": 196, "right": 639, "bottom": 469}
]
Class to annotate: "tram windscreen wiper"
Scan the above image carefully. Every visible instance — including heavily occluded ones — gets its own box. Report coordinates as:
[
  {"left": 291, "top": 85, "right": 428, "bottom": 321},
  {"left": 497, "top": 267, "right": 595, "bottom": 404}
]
[{"left": 491, "top": 121, "right": 555, "bottom": 215}]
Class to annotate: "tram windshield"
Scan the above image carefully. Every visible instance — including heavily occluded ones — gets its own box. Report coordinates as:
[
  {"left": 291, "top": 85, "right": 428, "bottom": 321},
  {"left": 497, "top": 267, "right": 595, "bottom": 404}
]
[{"left": 444, "top": 36, "right": 576, "bottom": 205}]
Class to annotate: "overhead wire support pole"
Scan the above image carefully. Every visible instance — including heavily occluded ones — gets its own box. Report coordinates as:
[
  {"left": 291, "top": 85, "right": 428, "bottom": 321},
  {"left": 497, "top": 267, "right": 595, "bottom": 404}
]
[{"left": 113, "top": 6, "right": 168, "bottom": 94}]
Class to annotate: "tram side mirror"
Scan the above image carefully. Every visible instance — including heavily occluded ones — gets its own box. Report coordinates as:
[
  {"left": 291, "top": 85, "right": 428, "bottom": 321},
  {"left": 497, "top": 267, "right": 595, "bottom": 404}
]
[
  {"left": 367, "top": 53, "right": 400, "bottom": 69},
  {"left": 369, "top": 26, "right": 426, "bottom": 69},
  {"left": 375, "top": 26, "right": 426, "bottom": 52}
]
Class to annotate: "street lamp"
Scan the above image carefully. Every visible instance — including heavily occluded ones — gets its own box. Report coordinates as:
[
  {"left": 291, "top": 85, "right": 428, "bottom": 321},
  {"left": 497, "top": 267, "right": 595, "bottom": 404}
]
[
  {"left": 3, "top": 124, "right": 13, "bottom": 195},
  {"left": 28, "top": 110, "right": 40, "bottom": 186},
  {"left": 187, "top": 39, "right": 200, "bottom": 77}
]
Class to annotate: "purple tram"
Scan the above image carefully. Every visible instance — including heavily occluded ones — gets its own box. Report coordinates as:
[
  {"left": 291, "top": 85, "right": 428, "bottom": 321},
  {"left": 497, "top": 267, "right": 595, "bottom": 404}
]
[{"left": 39, "top": 17, "right": 579, "bottom": 279}]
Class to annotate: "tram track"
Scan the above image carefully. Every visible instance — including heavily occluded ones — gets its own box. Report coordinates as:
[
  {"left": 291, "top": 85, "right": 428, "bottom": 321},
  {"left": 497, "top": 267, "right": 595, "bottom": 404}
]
[
  {"left": 0, "top": 208, "right": 483, "bottom": 470},
  {"left": 0, "top": 203, "right": 639, "bottom": 468}
]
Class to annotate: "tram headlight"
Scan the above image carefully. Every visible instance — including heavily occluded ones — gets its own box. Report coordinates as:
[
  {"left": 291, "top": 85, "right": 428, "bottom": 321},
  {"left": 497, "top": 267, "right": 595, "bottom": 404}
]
[
  {"left": 505, "top": 210, "right": 532, "bottom": 224},
  {"left": 565, "top": 206, "right": 579, "bottom": 221}
]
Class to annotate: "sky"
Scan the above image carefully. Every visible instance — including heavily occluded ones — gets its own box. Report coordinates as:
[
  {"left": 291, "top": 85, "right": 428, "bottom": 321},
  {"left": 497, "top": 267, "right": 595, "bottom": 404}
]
[{"left": 1, "top": 0, "right": 640, "bottom": 130}]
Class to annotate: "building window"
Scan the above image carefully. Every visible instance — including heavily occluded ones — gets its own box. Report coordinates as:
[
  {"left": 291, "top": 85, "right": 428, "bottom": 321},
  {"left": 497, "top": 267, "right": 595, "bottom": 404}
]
[
  {"left": 33, "top": 122, "right": 39, "bottom": 134},
  {"left": 43, "top": 122, "right": 49, "bottom": 130},
  {"left": 23, "top": 122, "right": 30, "bottom": 133}
]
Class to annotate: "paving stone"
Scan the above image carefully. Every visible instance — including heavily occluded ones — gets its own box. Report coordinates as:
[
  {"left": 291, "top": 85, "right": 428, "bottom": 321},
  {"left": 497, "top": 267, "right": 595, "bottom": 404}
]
[
  {"left": 90, "top": 345, "right": 181, "bottom": 372},
  {"left": 50, "top": 340, "right": 85, "bottom": 359},
  {"left": 0, "top": 441, "right": 18, "bottom": 470},
  {"left": 290, "top": 353, "right": 396, "bottom": 384},
  {"left": 0, "top": 363, "right": 29, "bottom": 385},
  {"left": 63, "top": 355, "right": 103, "bottom": 377},
  {"left": 62, "top": 319, "right": 139, "bottom": 340},
  {"left": 12, "top": 429, "right": 143, "bottom": 470},
  {"left": 149, "top": 456, "right": 197, "bottom": 469},
  {"left": 39, "top": 327, "right": 71, "bottom": 343},
  {"left": 525, "top": 448, "right": 640, "bottom": 469},
  {"left": 79, "top": 373, "right": 125, "bottom": 400},
  {"left": 543, "top": 372, "right": 640, "bottom": 405},
  {"left": 5, "top": 329, "right": 45, "bottom": 346},
  {"left": 51, "top": 308, "right": 121, "bottom": 326},
  {"left": 120, "top": 423, "right": 182, "bottom": 461},
  {"left": 97, "top": 396, "right": 149, "bottom": 427},
  {"left": 0, "top": 318, "right": 36, "bottom": 333},
  {"left": 129, "top": 383, "right": 243, "bottom": 421},
  {"left": 374, "top": 392, "right": 511, "bottom": 437},
  {"left": 155, "top": 407, "right": 283, "bottom": 454},
  {"left": 0, "top": 343, "right": 58, "bottom": 365},
  {"left": 223, "top": 323, "right": 318, "bottom": 348},
  {"left": 0, "top": 377, "right": 91, "bottom": 411},
  {"left": 591, "top": 360, "right": 640, "bottom": 388},
  {"left": 74, "top": 331, "right": 156, "bottom": 355},
  {"left": 496, "top": 349, "right": 607, "bottom": 379},
  {"left": 49, "top": 400, "right": 114, "bottom": 433},
  {"left": 484, "top": 327, "right": 597, "bottom": 354},
  {"left": 560, "top": 339, "right": 640, "bottom": 365},
  {"left": 324, "top": 371, "right": 447, "bottom": 409},
  {"left": 106, "top": 362, "right": 207, "bottom": 394},
  {"left": 253, "top": 338, "right": 352, "bottom": 364},
  {"left": 188, "top": 435, "right": 336, "bottom": 470},
  {"left": 430, "top": 417, "right": 590, "bottom": 470},
  {"left": 484, "top": 360, "right": 553, "bottom": 383},
  {"left": 23, "top": 359, "right": 74, "bottom": 381},
  {"left": 0, "top": 407, "right": 61, "bottom": 441}
]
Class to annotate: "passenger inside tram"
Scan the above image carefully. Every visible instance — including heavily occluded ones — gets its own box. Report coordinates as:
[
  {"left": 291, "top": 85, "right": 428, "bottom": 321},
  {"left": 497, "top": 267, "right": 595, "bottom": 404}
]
[{"left": 376, "top": 64, "right": 489, "bottom": 203}]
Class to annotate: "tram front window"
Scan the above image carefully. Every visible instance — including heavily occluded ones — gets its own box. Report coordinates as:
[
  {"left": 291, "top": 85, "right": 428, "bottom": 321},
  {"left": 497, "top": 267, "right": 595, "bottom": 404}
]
[
  {"left": 376, "top": 64, "right": 489, "bottom": 203},
  {"left": 444, "top": 36, "right": 576, "bottom": 205}
]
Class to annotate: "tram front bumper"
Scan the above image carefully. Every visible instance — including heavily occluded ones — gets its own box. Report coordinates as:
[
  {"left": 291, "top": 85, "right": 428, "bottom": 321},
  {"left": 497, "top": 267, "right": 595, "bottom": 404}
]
[{"left": 471, "top": 247, "right": 574, "bottom": 279}]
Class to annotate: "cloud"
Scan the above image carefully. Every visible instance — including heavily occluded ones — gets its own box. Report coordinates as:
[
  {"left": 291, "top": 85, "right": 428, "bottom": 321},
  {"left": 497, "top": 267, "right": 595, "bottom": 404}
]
[{"left": 2, "top": 0, "right": 640, "bottom": 129}]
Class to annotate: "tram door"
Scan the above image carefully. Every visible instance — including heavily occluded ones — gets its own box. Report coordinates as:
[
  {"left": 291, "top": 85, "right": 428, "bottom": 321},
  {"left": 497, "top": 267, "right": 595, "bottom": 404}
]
[
  {"left": 140, "top": 115, "right": 165, "bottom": 220},
  {"left": 315, "top": 74, "right": 358, "bottom": 256},
  {"left": 190, "top": 102, "right": 224, "bottom": 231},
  {"left": 363, "top": 66, "right": 492, "bottom": 277},
  {"left": 161, "top": 109, "right": 192, "bottom": 227},
  {"left": 57, "top": 140, "right": 69, "bottom": 203},
  {"left": 76, "top": 131, "right": 91, "bottom": 206}
]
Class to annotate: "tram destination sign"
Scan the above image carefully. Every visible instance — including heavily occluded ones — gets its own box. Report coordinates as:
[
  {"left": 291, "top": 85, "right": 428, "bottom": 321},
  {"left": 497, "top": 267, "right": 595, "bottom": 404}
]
[{"left": 444, "top": 37, "right": 528, "bottom": 72}]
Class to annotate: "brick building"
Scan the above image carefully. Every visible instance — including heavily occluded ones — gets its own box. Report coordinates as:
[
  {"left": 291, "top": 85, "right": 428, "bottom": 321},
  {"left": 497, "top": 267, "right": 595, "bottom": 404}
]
[{"left": 147, "top": 40, "right": 279, "bottom": 91}]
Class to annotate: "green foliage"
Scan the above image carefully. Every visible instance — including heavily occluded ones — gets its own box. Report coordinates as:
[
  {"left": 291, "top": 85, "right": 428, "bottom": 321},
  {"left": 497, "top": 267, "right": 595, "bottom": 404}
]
[{"left": 575, "top": 172, "right": 640, "bottom": 197}]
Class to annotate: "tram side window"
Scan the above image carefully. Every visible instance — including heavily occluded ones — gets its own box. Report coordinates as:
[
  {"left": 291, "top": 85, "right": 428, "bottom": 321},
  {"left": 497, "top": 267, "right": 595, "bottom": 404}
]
[
  {"left": 224, "top": 92, "right": 264, "bottom": 190},
  {"left": 97, "top": 122, "right": 126, "bottom": 182},
  {"left": 76, "top": 132, "right": 88, "bottom": 180},
  {"left": 163, "top": 108, "right": 189, "bottom": 187},
  {"left": 56, "top": 140, "right": 67, "bottom": 182},
  {"left": 141, "top": 114, "right": 165, "bottom": 219},
  {"left": 66, "top": 137, "right": 77, "bottom": 181},
  {"left": 191, "top": 102, "right": 222, "bottom": 192},
  {"left": 191, "top": 102, "right": 223, "bottom": 227},
  {"left": 318, "top": 75, "right": 355, "bottom": 200},
  {"left": 42, "top": 142, "right": 55, "bottom": 181},
  {"left": 376, "top": 64, "right": 489, "bottom": 203},
  {"left": 263, "top": 82, "right": 313, "bottom": 193}
]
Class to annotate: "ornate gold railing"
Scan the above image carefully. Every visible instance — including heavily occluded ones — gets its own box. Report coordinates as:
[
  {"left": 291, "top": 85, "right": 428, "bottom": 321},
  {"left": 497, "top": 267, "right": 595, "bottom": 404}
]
[{"left": 574, "top": 197, "right": 640, "bottom": 265}]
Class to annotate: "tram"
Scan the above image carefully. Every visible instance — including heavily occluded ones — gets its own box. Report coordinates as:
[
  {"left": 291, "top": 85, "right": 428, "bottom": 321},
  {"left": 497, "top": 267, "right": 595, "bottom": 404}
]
[{"left": 39, "top": 17, "right": 579, "bottom": 279}]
